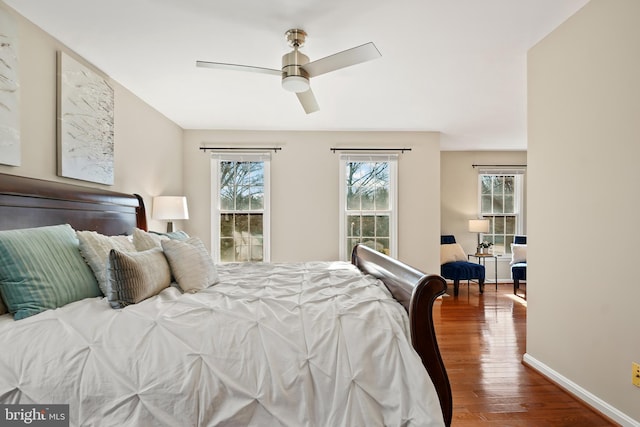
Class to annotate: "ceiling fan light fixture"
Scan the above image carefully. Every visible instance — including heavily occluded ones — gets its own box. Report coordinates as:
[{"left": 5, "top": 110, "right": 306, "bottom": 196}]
[
  {"left": 282, "top": 75, "right": 309, "bottom": 93},
  {"left": 197, "top": 28, "right": 381, "bottom": 113}
]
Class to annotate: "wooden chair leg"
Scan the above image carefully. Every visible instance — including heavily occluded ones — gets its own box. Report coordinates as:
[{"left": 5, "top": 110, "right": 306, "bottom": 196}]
[
  {"left": 514, "top": 278, "right": 519, "bottom": 294},
  {"left": 479, "top": 278, "right": 485, "bottom": 294},
  {"left": 453, "top": 279, "right": 460, "bottom": 296}
]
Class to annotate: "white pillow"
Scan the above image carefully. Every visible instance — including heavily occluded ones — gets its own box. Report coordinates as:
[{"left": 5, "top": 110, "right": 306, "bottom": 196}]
[
  {"left": 511, "top": 243, "right": 527, "bottom": 265},
  {"left": 440, "top": 243, "right": 467, "bottom": 265},
  {"left": 161, "top": 237, "right": 219, "bottom": 293},
  {"left": 106, "top": 247, "right": 171, "bottom": 308},
  {"left": 77, "top": 230, "right": 136, "bottom": 295}
]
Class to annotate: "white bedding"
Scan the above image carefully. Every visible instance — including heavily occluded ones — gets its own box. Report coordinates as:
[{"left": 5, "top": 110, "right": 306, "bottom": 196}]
[{"left": 0, "top": 261, "right": 444, "bottom": 426}]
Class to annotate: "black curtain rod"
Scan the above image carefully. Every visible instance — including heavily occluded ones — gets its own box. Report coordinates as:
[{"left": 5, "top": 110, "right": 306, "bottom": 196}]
[
  {"left": 330, "top": 148, "right": 411, "bottom": 153},
  {"left": 200, "top": 147, "right": 281, "bottom": 152},
  {"left": 472, "top": 164, "right": 527, "bottom": 168}
]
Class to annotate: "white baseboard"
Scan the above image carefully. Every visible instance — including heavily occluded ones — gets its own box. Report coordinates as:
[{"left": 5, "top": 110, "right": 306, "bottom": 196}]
[{"left": 522, "top": 353, "right": 640, "bottom": 427}]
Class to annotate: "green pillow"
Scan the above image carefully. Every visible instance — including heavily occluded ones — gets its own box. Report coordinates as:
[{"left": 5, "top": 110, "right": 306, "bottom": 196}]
[{"left": 0, "top": 224, "right": 101, "bottom": 320}]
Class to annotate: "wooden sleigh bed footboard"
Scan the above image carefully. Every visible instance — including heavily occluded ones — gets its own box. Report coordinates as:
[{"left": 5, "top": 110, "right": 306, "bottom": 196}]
[
  {"left": 352, "top": 244, "right": 452, "bottom": 426},
  {"left": 0, "top": 173, "right": 452, "bottom": 426}
]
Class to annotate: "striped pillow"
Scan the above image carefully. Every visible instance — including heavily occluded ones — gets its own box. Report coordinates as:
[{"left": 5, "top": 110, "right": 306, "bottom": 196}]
[
  {"left": 106, "top": 247, "right": 171, "bottom": 308},
  {"left": 161, "top": 237, "right": 219, "bottom": 293},
  {"left": 0, "top": 224, "right": 101, "bottom": 320}
]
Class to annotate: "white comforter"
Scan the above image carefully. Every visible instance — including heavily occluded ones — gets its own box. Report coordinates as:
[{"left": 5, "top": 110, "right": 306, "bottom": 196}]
[{"left": 0, "top": 261, "right": 444, "bottom": 426}]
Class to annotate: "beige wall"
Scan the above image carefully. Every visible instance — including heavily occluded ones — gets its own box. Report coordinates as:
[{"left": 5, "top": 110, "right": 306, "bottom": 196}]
[
  {"left": 440, "top": 151, "right": 527, "bottom": 281},
  {"left": 528, "top": 0, "right": 640, "bottom": 423},
  {"left": 182, "top": 130, "right": 442, "bottom": 274},
  {"left": 0, "top": 3, "right": 184, "bottom": 232}
]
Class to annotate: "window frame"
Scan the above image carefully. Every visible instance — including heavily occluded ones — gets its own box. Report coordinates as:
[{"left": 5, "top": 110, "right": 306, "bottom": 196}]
[
  {"left": 338, "top": 154, "right": 398, "bottom": 260},
  {"left": 477, "top": 169, "right": 524, "bottom": 255},
  {"left": 211, "top": 153, "right": 271, "bottom": 263}
]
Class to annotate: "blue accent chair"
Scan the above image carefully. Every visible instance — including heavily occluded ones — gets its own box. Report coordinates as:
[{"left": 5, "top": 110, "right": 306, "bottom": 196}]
[
  {"left": 511, "top": 235, "right": 527, "bottom": 296},
  {"left": 440, "top": 235, "right": 485, "bottom": 296}
]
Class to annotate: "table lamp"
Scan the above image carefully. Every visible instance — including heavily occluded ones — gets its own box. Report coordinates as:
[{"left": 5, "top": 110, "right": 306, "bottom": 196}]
[
  {"left": 468, "top": 218, "right": 490, "bottom": 250},
  {"left": 152, "top": 196, "right": 189, "bottom": 232}
]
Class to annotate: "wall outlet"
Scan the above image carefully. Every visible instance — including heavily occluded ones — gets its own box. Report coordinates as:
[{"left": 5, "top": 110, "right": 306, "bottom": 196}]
[{"left": 633, "top": 362, "right": 640, "bottom": 388}]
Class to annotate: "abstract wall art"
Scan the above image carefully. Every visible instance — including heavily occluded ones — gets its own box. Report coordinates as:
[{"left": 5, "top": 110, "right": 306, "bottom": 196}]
[
  {"left": 57, "top": 51, "right": 114, "bottom": 185},
  {"left": 0, "top": 8, "right": 20, "bottom": 167}
]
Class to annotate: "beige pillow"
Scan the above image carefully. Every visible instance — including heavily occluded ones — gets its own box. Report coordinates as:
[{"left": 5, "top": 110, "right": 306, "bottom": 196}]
[
  {"left": 161, "top": 237, "right": 219, "bottom": 293},
  {"left": 440, "top": 243, "right": 467, "bottom": 265},
  {"left": 132, "top": 227, "right": 166, "bottom": 251},
  {"left": 511, "top": 244, "right": 527, "bottom": 265},
  {"left": 132, "top": 228, "right": 191, "bottom": 251},
  {"left": 77, "top": 230, "right": 136, "bottom": 295},
  {"left": 106, "top": 247, "right": 171, "bottom": 308}
]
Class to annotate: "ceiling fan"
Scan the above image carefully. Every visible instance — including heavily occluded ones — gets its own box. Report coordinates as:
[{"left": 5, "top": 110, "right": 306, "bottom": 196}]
[{"left": 196, "top": 29, "right": 381, "bottom": 114}]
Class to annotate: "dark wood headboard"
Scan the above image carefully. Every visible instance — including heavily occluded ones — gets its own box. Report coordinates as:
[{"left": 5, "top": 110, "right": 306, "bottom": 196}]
[{"left": 0, "top": 173, "right": 147, "bottom": 235}]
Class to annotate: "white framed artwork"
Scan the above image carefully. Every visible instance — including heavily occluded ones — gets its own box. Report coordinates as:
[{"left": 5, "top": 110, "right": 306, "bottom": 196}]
[
  {"left": 57, "top": 51, "right": 114, "bottom": 185},
  {"left": 0, "top": 8, "right": 20, "bottom": 167}
]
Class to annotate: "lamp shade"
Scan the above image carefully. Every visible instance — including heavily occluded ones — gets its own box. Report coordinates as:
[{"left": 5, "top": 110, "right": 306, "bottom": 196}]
[
  {"left": 152, "top": 196, "right": 189, "bottom": 220},
  {"left": 468, "top": 219, "right": 490, "bottom": 233}
]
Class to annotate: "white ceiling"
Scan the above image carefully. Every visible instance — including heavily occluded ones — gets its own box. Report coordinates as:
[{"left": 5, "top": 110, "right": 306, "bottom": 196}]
[{"left": 5, "top": 0, "right": 588, "bottom": 150}]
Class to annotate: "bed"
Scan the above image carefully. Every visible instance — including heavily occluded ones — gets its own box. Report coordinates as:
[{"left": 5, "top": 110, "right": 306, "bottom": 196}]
[{"left": 0, "top": 173, "right": 452, "bottom": 426}]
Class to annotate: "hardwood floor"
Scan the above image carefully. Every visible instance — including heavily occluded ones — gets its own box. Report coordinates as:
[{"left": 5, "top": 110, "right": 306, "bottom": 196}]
[{"left": 433, "top": 283, "right": 616, "bottom": 426}]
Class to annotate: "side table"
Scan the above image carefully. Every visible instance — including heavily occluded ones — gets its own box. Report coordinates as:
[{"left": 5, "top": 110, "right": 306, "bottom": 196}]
[{"left": 467, "top": 253, "right": 498, "bottom": 291}]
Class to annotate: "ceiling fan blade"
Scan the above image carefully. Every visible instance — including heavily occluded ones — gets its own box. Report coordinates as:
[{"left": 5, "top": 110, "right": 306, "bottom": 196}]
[
  {"left": 296, "top": 88, "right": 319, "bottom": 114},
  {"left": 301, "top": 42, "right": 381, "bottom": 78},
  {"left": 196, "top": 60, "right": 281, "bottom": 76}
]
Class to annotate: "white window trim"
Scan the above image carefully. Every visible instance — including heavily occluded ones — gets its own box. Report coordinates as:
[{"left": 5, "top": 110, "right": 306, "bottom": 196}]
[
  {"left": 338, "top": 154, "right": 398, "bottom": 260},
  {"left": 211, "top": 153, "right": 271, "bottom": 263},
  {"left": 477, "top": 169, "right": 525, "bottom": 253}
]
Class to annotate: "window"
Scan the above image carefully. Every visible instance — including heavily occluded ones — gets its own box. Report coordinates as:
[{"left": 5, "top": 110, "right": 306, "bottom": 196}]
[
  {"left": 339, "top": 154, "right": 397, "bottom": 260},
  {"left": 478, "top": 170, "right": 524, "bottom": 254},
  {"left": 212, "top": 154, "right": 270, "bottom": 262}
]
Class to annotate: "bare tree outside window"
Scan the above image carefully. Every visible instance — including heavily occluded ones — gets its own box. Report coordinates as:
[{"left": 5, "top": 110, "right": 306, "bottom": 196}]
[
  {"left": 219, "top": 161, "right": 265, "bottom": 262},
  {"left": 480, "top": 174, "right": 520, "bottom": 254},
  {"left": 345, "top": 161, "right": 391, "bottom": 256}
]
